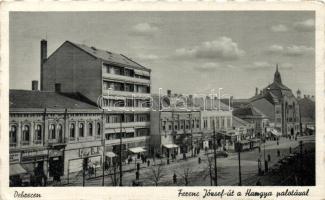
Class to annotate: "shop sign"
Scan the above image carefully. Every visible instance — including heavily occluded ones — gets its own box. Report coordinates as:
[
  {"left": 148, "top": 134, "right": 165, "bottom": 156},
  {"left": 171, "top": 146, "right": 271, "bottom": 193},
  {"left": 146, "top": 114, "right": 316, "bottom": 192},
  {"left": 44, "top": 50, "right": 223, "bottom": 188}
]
[
  {"left": 49, "top": 149, "right": 63, "bottom": 157},
  {"left": 21, "top": 149, "right": 48, "bottom": 158},
  {"left": 80, "top": 146, "right": 103, "bottom": 158},
  {"left": 10, "top": 152, "right": 21, "bottom": 164}
]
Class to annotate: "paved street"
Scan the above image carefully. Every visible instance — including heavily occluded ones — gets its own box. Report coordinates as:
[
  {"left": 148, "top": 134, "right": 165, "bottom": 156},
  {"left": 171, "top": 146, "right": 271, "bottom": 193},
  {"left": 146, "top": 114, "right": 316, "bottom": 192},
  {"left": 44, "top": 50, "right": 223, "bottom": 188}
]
[{"left": 57, "top": 135, "right": 315, "bottom": 186}]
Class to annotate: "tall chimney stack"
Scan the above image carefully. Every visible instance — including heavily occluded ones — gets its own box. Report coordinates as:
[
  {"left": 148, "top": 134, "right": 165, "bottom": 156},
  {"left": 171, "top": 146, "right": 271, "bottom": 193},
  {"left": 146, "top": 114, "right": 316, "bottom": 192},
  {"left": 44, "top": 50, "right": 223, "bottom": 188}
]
[
  {"left": 40, "top": 40, "right": 47, "bottom": 91},
  {"left": 32, "top": 80, "right": 38, "bottom": 91}
]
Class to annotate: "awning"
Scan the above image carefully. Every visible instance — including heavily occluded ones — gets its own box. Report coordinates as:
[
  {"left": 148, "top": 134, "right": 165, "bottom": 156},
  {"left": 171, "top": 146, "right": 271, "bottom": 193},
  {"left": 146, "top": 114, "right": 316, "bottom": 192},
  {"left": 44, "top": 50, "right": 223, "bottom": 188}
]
[
  {"left": 163, "top": 144, "right": 179, "bottom": 149},
  {"left": 10, "top": 164, "right": 27, "bottom": 176},
  {"left": 270, "top": 129, "right": 281, "bottom": 136},
  {"left": 129, "top": 147, "right": 146, "bottom": 154},
  {"left": 106, "top": 152, "right": 116, "bottom": 158}
]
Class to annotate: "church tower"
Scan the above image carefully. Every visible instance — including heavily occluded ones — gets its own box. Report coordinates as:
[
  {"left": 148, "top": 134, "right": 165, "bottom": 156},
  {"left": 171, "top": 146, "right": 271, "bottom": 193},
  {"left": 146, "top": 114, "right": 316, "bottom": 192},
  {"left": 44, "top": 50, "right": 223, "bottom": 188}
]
[{"left": 274, "top": 64, "right": 282, "bottom": 84}]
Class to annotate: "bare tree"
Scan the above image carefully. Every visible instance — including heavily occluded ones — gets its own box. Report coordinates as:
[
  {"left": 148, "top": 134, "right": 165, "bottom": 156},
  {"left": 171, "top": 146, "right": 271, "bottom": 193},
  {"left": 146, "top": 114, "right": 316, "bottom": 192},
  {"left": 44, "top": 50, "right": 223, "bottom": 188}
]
[
  {"left": 150, "top": 165, "right": 165, "bottom": 186},
  {"left": 179, "top": 167, "right": 192, "bottom": 186}
]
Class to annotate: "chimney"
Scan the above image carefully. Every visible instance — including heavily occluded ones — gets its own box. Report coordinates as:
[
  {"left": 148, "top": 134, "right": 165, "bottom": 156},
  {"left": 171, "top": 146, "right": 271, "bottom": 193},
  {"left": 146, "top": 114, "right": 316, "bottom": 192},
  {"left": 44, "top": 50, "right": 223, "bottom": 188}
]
[
  {"left": 40, "top": 40, "right": 47, "bottom": 91},
  {"left": 55, "top": 83, "right": 61, "bottom": 93},
  {"left": 255, "top": 87, "right": 259, "bottom": 96},
  {"left": 32, "top": 80, "right": 38, "bottom": 91},
  {"left": 167, "top": 90, "right": 171, "bottom": 97}
]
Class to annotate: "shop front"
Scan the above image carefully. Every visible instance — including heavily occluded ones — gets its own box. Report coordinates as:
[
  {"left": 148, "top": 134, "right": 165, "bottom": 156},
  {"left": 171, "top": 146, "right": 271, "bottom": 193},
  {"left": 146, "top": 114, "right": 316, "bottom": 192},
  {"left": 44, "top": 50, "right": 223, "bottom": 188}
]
[
  {"left": 9, "top": 152, "right": 29, "bottom": 187},
  {"left": 48, "top": 148, "right": 64, "bottom": 182},
  {"left": 19, "top": 148, "right": 49, "bottom": 186}
]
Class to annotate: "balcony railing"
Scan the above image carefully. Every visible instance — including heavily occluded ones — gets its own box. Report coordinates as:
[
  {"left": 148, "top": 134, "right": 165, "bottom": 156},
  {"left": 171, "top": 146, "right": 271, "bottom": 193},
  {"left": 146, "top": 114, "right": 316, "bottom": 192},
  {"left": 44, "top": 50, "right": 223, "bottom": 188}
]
[
  {"left": 102, "top": 106, "right": 151, "bottom": 112},
  {"left": 105, "top": 136, "right": 149, "bottom": 145},
  {"left": 102, "top": 72, "right": 150, "bottom": 85},
  {"left": 102, "top": 90, "right": 151, "bottom": 98},
  {"left": 105, "top": 121, "right": 150, "bottom": 129},
  {"left": 21, "top": 141, "right": 30, "bottom": 146}
]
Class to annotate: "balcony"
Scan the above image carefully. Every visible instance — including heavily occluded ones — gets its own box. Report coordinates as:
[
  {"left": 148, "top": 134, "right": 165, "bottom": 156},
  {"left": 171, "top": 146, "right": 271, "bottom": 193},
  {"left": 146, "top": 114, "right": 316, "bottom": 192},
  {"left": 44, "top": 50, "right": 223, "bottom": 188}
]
[
  {"left": 102, "top": 72, "right": 150, "bottom": 85},
  {"left": 102, "top": 106, "right": 151, "bottom": 112},
  {"left": 105, "top": 121, "right": 150, "bottom": 129},
  {"left": 105, "top": 136, "right": 149, "bottom": 145},
  {"left": 48, "top": 138, "right": 66, "bottom": 147},
  {"left": 34, "top": 140, "right": 42, "bottom": 145},
  {"left": 21, "top": 141, "right": 30, "bottom": 146},
  {"left": 10, "top": 143, "right": 17, "bottom": 148},
  {"left": 102, "top": 90, "right": 151, "bottom": 98}
]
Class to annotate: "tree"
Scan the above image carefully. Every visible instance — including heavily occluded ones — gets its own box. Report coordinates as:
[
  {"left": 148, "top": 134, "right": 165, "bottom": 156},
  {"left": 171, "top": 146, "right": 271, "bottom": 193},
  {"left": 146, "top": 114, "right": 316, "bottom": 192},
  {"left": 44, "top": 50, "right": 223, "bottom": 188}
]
[
  {"left": 179, "top": 168, "right": 192, "bottom": 186},
  {"left": 150, "top": 165, "right": 165, "bottom": 186}
]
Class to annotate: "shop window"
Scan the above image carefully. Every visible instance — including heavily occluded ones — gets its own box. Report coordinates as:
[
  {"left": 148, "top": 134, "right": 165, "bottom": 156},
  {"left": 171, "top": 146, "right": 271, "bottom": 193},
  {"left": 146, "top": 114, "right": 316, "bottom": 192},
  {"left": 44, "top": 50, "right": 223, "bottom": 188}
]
[
  {"left": 35, "top": 125, "right": 42, "bottom": 141},
  {"left": 79, "top": 123, "right": 84, "bottom": 137},
  {"left": 70, "top": 124, "right": 75, "bottom": 139},
  {"left": 22, "top": 125, "right": 30, "bottom": 145},
  {"left": 10, "top": 125, "right": 17, "bottom": 146},
  {"left": 49, "top": 124, "right": 56, "bottom": 139},
  {"left": 88, "top": 123, "right": 93, "bottom": 136}
]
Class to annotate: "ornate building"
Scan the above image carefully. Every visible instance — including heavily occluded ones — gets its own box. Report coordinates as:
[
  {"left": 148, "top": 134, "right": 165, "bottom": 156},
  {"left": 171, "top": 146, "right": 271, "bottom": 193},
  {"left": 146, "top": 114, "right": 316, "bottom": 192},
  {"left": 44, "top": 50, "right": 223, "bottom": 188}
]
[{"left": 250, "top": 65, "right": 300, "bottom": 136}]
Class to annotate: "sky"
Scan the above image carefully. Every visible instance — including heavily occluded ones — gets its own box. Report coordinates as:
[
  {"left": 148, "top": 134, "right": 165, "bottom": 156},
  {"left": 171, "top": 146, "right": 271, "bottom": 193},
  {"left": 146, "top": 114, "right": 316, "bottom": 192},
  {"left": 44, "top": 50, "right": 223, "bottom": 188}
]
[{"left": 9, "top": 11, "right": 315, "bottom": 98}]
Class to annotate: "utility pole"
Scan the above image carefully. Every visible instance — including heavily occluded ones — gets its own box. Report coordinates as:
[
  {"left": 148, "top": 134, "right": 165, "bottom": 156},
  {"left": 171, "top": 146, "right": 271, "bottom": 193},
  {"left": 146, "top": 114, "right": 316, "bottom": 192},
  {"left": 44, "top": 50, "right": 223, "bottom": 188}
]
[
  {"left": 213, "top": 120, "right": 218, "bottom": 186},
  {"left": 190, "top": 113, "right": 194, "bottom": 157},
  {"left": 119, "top": 112, "right": 123, "bottom": 186},
  {"left": 102, "top": 109, "right": 105, "bottom": 186},
  {"left": 237, "top": 143, "right": 242, "bottom": 186}
]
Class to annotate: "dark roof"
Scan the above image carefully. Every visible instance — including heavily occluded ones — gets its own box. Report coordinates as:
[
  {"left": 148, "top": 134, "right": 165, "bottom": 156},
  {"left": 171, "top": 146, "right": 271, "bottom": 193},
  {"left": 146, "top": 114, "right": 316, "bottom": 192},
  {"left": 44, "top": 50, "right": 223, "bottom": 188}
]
[
  {"left": 10, "top": 90, "right": 99, "bottom": 110},
  {"left": 233, "top": 104, "right": 268, "bottom": 119},
  {"left": 298, "top": 97, "right": 315, "bottom": 122},
  {"left": 233, "top": 116, "right": 250, "bottom": 127},
  {"left": 67, "top": 41, "right": 150, "bottom": 72}
]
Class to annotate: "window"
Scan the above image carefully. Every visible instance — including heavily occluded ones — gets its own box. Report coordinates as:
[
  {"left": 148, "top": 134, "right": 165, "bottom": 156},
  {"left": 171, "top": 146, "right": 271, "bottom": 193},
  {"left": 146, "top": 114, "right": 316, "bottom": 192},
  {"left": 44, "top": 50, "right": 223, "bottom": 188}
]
[
  {"left": 58, "top": 124, "right": 63, "bottom": 142},
  {"left": 79, "top": 123, "right": 84, "bottom": 137},
  {"left": 175, "top": 125, "right": 178, "bottom": 130},
  {"left": 49, "top": 124, "right": 56, "bottom": 139},
  {"left": 169, "top": 125, "right": 172, "bottom": 130},
  {"left": 70, "top": 124, "right": 75, "bottom": 138},
  {"left": 97, "top": 123, "right": 101, "bottom": 136},
  {"left": 22, "top": 125, "right": 30, "bottom": 143},
  {"left": 10, "top": 125, "right": 17, "bottom": 145},
  {"left": 88, "top": 123, "right": 93, "bottom": 136},
  {"left": 162, "top": 121, "right": 166, "bottom": 131},
  {"left": 35, "top": 125, "right": 42, "bottom": 141}
]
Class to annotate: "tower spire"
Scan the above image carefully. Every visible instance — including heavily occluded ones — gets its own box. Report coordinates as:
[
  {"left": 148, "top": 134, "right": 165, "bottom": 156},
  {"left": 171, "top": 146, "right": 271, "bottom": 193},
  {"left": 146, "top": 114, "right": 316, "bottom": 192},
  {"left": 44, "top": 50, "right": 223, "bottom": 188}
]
[{"left": 274, "top": 64, "right": 282, "bottom": 84}]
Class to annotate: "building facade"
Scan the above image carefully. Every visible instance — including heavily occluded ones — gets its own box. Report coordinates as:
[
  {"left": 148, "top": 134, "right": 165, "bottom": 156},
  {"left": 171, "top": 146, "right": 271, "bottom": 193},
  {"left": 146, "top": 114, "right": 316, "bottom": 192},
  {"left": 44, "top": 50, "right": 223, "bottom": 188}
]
[
  {"left": 9, "top": 88, "right": 103, "bottom": 186},
  {"left": 250, "top": 66, "right": 300, "bottom": 136},
  {"left": 41, "top": 40, "right": 151, "bottom": 162}
]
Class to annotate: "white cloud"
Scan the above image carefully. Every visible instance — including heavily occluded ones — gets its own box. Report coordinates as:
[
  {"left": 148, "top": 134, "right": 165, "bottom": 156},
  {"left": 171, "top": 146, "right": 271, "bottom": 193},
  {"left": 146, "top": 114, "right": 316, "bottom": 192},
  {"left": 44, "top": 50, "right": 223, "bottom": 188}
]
[
  {"left": 285, "top": 45, "right": 314, "bottom": 56},
  {"left": 293, "top": 19, "right": 315, "bottom": 32},
  {"left": 130, "top": 23, "right": 159, "bottom": 36},
  {"left": 195, "top": 62, "right": 221, "bottom": 72},
  {"left": 267, "top": 44, "right": 314, "bottom": 56},
  {"left": 271, "top": 24, "right": 288, "bottom": 32},
  {"left": 229, "top": 62, "right": 293, "bottom": 70},
  {"left": 268, "top": 44, "right": 284, "bottom": 53},
  {"left": 175, "top": 37, "right": 245, "bottom": 61},
  {"left": 137, "top": 54, "right": 159, "bottom": 60}
]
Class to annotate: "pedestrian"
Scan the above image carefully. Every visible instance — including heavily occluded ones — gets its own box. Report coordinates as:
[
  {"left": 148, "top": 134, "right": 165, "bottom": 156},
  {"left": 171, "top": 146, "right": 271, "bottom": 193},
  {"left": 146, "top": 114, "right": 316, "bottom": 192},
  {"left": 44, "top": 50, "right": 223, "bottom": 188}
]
[
  {"left": 173, "top": 173, "right": 177, "bottom": 184},
  {"left": 147, "top": 160, "right": 150, "bottom": 167},
  {"left": 198, "top": 157, "right": 201, "bottom": 164},
  {"left": 136, "top": 171, "right": 139, "bottom": 180},
  {"left": 289, "top": 147, "right": 292, "bottom": 154},
  {"left": 277, "top": 149, "right": 280, "bottom": 157},
  {"left": 267, "top": 154, "right": 271, "bottom": 162},
  {"left": 256, "top": 179, "right": 262, "bottom": 186}
]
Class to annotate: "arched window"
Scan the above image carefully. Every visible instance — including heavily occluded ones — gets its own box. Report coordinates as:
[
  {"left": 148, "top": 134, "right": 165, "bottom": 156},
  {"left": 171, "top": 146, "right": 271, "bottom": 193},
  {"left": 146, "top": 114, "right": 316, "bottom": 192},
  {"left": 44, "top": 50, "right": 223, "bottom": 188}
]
[
  {"left": 79, "top": 123, "right": 84, "bottom": 137},
  {"left": 97, "top": 123, "right": 101, "bottom": 136},
  {"left": 22, "top": 125, "right": 30, "bottom": 144},
  {"left": 35, "top": 125, "right": 42, "bottom": 141},
  {"left": 49, "top": 124, "right": 56, "bottom": 139},
  {"left": 10, "top": 125, "right": 17, "bottom": 145},
  {"left": 88, "top": 123, "right": 93, "bottom": 136},
  {"left": 69, "top": 124, "right": 75, "bottom": 138},
  {"left": 58, "top": 124, "right": 63, "bottom": 142}
]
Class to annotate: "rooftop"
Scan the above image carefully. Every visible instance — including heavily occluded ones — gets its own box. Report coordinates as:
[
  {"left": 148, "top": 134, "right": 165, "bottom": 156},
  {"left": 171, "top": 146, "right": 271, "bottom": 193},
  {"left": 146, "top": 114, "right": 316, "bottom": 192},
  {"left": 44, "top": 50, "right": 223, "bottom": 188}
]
[{"left": 10, "top": 90, "right": 99, "bottom": 110}]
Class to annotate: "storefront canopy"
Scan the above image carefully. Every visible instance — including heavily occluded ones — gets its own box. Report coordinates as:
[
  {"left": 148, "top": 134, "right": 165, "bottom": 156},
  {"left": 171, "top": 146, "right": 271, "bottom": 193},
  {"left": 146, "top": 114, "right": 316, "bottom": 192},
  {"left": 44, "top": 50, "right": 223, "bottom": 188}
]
[
  {"left": 270, "top": 129, "right": 281, "bottom": 137},
  {"left": 129, "top": 147, "right": 146, "bottom": 154},
  {"left": 163, "top": 144, "right": 179, "bottom": 149},
  {"left": 10, "top": 164, "right": 27, "bottom": 176},
  {"left": 105, "top": 152, "right": 116, "bottom": 158}
]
